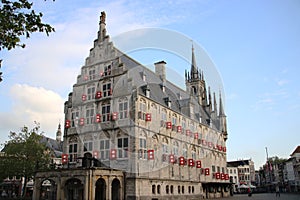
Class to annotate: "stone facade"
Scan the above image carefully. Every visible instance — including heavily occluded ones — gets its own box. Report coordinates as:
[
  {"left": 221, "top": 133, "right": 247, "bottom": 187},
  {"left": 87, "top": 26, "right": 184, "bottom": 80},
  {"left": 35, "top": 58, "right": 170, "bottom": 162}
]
[{"left": 34, "top": 11, "right": 230, "bottom": 200}]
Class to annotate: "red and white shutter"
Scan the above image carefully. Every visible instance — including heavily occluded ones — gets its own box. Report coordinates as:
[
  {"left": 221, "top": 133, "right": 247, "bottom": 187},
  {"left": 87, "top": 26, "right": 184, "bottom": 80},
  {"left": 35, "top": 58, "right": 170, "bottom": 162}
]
[
  {"left": 62, "top": 154, "right": 68, "bottom": 164},
  {"left": 196, "top": 160, "right": 202, "bottom": 168},
  {"left": 166, "top": 122, "right": 172, "bottom": 129},
  {"left": 65, "top": 120, "right": 71, "bottom": 128},
  {"left": 111, "top": 112, "right": 118, "bottom": 121},
  {"left": 79, "top": 118, "right": 84, "bottom": 126},
  {"left": 82, "top": 94, "right": 87, "bottom": 101},
  {"left": 96, "top": 114, "right": 101, "bottom": 123},
  {"left": 93, "top": 150, "right": 99, "bottom": 159},
  {"left": 169, "top": 154, "right": 175, "bottom": 164},
  {"left": 177, "top": 126, "right": 182, "bottom": 133},
  {"left": 194, "top": 133, "right": 198, "bottom": 139},
  {"left": 188, "top": 159, "right": 195, "bottom": 167},
  {"left": 145, "top": 113, "right": 151, "bottom": 121},
  {"left": 205, "top": 168, "right": 210, "bottom": 176},
  {"left": 148, "top": 150, "right": 154, "bottom": 160},
  {"left": 110, "top": 149, "right": 117, "bottom": 160},
  {"left": 179, "top": 156, "right": 185, "bottom": 165}
]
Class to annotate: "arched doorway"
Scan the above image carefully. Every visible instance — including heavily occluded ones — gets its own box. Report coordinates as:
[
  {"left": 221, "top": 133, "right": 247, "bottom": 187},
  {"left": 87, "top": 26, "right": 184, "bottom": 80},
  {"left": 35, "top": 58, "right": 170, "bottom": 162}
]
[
  {"left": 65, "top": 178, "right": 83, "bottom": 200},
  {"left": 111, "top": 178, "right": 120, "bottom": 200},
  {"left": 95, "top": 178, "right": 106, "bottom": 200},
  {"left": 40, "top": 179, "right": 57, "bottom": 200}
]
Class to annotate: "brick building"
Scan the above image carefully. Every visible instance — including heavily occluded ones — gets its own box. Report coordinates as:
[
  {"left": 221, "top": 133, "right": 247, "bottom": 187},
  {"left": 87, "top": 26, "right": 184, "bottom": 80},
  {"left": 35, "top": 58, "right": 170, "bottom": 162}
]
[{"left": 33, "top": 11, "right": 230, "bottom": 200}]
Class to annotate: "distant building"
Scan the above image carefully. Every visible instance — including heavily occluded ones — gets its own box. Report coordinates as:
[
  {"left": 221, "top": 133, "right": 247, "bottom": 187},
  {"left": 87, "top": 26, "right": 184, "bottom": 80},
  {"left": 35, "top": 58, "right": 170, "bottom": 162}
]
[
  {"left": 283, "top": 146, "right": 300, "bottom": 192},
  {"left": 33, "top": 11, "right": 230, "bottom": 199},
  {"left": 227, "top": 159, "right": 255, "bottom": 192}
]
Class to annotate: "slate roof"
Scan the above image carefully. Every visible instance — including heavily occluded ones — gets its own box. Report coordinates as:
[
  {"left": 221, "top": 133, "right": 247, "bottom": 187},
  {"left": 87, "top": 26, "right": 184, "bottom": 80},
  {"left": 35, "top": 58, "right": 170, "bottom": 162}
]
[
  {"left": 291, "top": 145, "right": 300, "bottom": 156},
  {"left": 118, "top": 50, "right": 215, "bottom": 128}
]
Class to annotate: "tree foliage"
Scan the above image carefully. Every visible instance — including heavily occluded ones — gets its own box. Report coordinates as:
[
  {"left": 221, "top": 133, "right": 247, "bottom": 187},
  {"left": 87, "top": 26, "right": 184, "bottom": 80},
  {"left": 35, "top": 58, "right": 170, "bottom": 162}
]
[
  {"left": 0, "top": 124, "right": 52, "bottom": 190},
  {"left": 0, "top": 0, "right": 55, "bottom": 51}
]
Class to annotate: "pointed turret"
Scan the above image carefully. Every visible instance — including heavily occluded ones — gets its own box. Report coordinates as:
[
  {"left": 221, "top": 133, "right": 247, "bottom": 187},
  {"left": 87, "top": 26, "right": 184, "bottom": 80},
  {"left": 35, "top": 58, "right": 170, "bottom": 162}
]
[
  {"left": 56, "top": 123, "right": 62, "bottom": 142},
  {"left": 213, "top": 92, "right": 217, "bottom": 114},
  {"left": 218, "top": 92, "right": 228, "bottom": 140},
  {"left": 208, "top": 87, "right": 212, "bottom": 112},
  {"left": 190, "top": 45, "right": 199, "bottom": 80}
]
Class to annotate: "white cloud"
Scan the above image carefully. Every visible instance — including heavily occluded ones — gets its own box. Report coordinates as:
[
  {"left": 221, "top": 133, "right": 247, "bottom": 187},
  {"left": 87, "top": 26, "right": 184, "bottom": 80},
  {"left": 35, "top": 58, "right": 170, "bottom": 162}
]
[{"left": 0, "top": 84, "right": 64, "bottom": 140}]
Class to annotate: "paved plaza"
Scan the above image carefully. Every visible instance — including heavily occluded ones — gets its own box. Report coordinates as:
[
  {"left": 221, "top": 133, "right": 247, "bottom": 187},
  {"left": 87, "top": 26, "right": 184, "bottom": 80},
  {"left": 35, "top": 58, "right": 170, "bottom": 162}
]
[{"left": 216, "top": 193, "right": 300, "bottom": 200}]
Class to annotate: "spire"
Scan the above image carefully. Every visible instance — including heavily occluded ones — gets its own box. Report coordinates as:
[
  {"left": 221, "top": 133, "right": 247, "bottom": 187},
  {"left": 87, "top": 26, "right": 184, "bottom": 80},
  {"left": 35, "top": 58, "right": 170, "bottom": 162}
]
[
  {"left": 208, "top": 87, "right": 212, "bottom": 112},
  {"left": 56, "top": 123, "right": 62, "bottom": 142},
  {"left": 190, "top": 45, "right": 199, "bottom": 80},
  {"left": 219, "top": 91, "right": 225, "bottom": 116},
  {"left": 213, "top": 92, "right": 218, "bottom": 114}
]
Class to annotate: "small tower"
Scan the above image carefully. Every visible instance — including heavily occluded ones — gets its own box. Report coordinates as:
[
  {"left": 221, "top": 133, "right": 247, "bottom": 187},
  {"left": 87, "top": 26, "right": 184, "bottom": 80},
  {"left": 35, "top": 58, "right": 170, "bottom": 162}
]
[
  {"left": 56, "top": 123, "right": 62, "bottom": 142},
  {"left": 218, "top": 92, "right": 228, "bottom": 140},
  {"left": 98, "top": 11, "right": 107, "bottom": 41},
  {"left": 185, "top": 46, "right": 208, "bottom": 106}
]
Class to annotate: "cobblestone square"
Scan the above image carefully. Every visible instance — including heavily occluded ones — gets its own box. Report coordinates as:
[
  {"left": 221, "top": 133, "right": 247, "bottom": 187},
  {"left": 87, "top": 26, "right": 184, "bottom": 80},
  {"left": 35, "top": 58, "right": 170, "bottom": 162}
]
[{"left": 217, "top": 193, "right": 300, "bottom": 200}]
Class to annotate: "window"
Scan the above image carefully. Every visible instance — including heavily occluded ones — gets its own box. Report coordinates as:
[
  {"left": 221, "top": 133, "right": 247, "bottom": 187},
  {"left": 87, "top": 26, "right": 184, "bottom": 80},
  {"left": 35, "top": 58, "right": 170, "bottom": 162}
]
[
  {"left": 87, "top": 86, "right": 95, "bottom": 100},
  {"left": 104, "top": 65, "right": 111, "bottom": 76},
  {"left": 178, "top": 186, "right": 180, "bottom": 194},
  {"left": 182, "top": 186, "right": 184, "bottom": 194},
  {"left": 192, "top": 150, "right": 196, "bottom": 160},
  {"left": 172, "top": 115, "right": 177, "bottom": 125},
  {"left": 84, "top": 141, "right": 93, "bottom": 152},
  {"left": 100, "top": 140, "right": 110, "bottom": 160},
  {"left": 152, "top": 185, "right": 156, "bottom": 194},
  {"left": 157, "top": 185, "right": 161, "bottom": 194},
  {"left": 162, "top": 143, "right": 169, "bottom": 162},
  {"left": 140, "top": 100, "right": 146, "bottom": 112},
  {"left": 217, "top": 166, "right": 220, "bottom": 173},
  {"left": 212, "top": 165, "right": 216, "bottom": 173},
  {"left": 182, "top": 146, "right": 187, "bottom": 158},
  {"left": 119, "top": 99, "right": 128, "bottom": 119},
  {"left": 182, "top": 119, "right": 186, "bottom": 130},
  {"left": 89, "top": 68, "right": 96, "bottom": 80},
  {"left": 102, "top": 104, "right": 110, "bottom": 122},
  {"left": 138, "top": 138, "right": 147, "bottom": 159},
  {"left": 71, "top": 111, "right": 79, "bottom": 127},
  {"left": 170, "top": 185, "right": 174, "bottom": 194},
  {"left": 69, "top": 143, "right": 78, "bottom": 162},
  {"left": 161, "top": 109, "right": 167, "bottom": 121},
  {"left": 86, "top": 107, "right": 94, "bottom": 124},
  {"left": 173, "top": 142, "right": 179, "bottom": 156},
  {"left": 103, "top": 82, "right": 111, "bottom": 97},
  {"left": 166, "top": 185, "right": 169, "bottom": 194},
  {"left": 118, "top": 137, "right": 128, "bottom": 158}
]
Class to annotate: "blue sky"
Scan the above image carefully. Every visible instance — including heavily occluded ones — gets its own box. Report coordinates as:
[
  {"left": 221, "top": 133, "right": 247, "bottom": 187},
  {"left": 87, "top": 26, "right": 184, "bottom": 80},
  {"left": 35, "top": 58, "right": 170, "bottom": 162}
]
[{"left": 0, "top": 0, "right": 299, "bottom": 169}]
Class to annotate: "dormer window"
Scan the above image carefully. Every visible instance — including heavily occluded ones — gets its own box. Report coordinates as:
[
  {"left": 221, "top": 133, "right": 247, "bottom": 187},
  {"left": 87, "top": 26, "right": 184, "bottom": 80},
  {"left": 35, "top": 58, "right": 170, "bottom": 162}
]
[
  {"left": 142, "top": 71, "right": 146, "bottom": 82},
  {"left": 164, "top": 97, "right": 171, "bottom": 108},
  {"left": 142, "top": 85, "right": 150, "bottom": 98}
]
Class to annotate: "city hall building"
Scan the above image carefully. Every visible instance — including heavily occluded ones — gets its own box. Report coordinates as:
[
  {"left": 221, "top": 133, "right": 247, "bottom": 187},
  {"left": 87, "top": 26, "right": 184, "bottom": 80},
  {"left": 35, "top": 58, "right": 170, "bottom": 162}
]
[{"left": 34, "top": 12, "right": 230, "bottom": 200}]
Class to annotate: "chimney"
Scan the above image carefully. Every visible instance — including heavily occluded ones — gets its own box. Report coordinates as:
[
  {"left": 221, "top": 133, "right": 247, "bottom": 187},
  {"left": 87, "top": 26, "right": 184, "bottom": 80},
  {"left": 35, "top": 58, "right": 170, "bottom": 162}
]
[{"left": 154, "top": 61, "right": 166, "bottom": 81}]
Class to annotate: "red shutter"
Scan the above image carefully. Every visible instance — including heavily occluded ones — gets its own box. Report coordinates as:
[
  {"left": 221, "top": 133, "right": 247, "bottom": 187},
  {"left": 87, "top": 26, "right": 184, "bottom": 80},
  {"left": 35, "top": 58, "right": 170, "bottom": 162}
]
[
  {"left": 95, "top": 91, "right": 102, "bottom": 99},
  {"left": 225, "top": 174, "right": 229, "bottom": 180},
  {"left": 65, "top": 120, "right": 71, "bottom": 128},
  {"left": 223, "top": 147, "right": 227, "bottom": 152},
  {"left": 110, "top": 149, "right": 116, "bottom": 160},
  {"left": 111, "top": 112, "right": 118, "bottom": 121},
  {"left": 194, "top": 133, "right": 198, "bottom": 139},
  {"left": 196, "top": 160, "right": 202, "bottom": 168},
  {"left": 221, "top": 173, "right": 225, "bottom": 180},
  {"left": 179, "top": 156, "right": 185, "bottom": 165},
  {"left": 188, "top": 159, "right": 195, "bottom": 167},
  {"left": 205, "top": 168, "right": 210, "bottom": 176},
  {"left": 166, "top": 122, "right": 172, "bottom": 129},
  {"left": 100, "top": 71, "right": 104, "bottom": 76},
  {"left": 62, "top": 154, "right": 68, "bottom": 164},
  {"left": 218, "top": 145, "right": 223, "bottom": 151},
  {"left": 202, "top": 140, "right": 207, "bottom": 146},
  {"left": 177, "top": 126, "right": 182, "bottom": 133},
  {"left": 169, "top": 154, "right": 175, "bottom": 163},
  {"left": 80, "top": 118, "right": 84, "bottom": 126},
  {"left": 145, "top": 113, "right": 151, "bottom": 121},
  {"left": 148, "top": 150, "right": 154, "bottom": 160},
  {"left": 96, "top": 114, "right": 101, "bottom": 123},
  {"left": 93, "top": 150, "right": 99, "bottom": 159},
  {"left": 84, "top": 75, "right": 88, "bottom": 80},
  {"left": 82, "top": 94, "right": 87, "bottom": 101},
  {"left": 215, "top": 172, "right": 220, "bottom": 179}
]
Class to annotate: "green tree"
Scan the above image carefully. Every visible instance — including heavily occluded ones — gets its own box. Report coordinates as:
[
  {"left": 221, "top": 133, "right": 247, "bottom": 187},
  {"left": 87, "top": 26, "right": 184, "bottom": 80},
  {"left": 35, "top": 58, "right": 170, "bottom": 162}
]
[
  {"left": 0, "top": 0, "right": 55, "bottom": 51},
  {"left": 0, "top": 124, "right": 52, "bottom": 197}
]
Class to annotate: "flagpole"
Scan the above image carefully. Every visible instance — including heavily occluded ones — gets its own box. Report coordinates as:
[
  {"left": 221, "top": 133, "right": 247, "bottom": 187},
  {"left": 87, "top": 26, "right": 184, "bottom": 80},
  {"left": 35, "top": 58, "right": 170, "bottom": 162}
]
[{"left": 265, "top": 147, "right": 272, "bottom": 187}]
